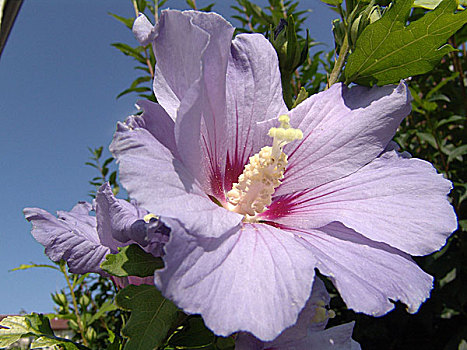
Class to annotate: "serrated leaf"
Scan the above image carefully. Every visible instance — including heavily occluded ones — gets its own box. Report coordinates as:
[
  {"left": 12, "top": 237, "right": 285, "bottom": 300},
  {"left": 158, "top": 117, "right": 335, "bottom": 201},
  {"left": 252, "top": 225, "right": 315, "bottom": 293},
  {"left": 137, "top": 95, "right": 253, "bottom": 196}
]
[
  {"left": 345, "top": 0, "right": 467, "bottom": 85},
  {"left": 116, "top": 285, "right": 179, "bottom": 350},
  {"left": 414, "top": 0, "right": 467, "bottom": 10},
  {"left": 0, "top": 315, "right": 83, "bottom": 350},
  {"left": 0, "top": 316, "right": 32, "bottom": 347},
  {"left": 101, "top": 244, "right": 164, "bottom": 278},
  {"left": 26, "top": 314, "right": 54, "bottom": 336}
]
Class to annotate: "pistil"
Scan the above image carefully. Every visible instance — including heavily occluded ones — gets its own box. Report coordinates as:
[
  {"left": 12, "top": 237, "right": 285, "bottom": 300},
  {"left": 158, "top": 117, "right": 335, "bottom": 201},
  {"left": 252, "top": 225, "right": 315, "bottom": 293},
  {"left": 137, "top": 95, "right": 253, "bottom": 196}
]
[{"left": 226, "top": 114, "right": 302, "bottom": 219}]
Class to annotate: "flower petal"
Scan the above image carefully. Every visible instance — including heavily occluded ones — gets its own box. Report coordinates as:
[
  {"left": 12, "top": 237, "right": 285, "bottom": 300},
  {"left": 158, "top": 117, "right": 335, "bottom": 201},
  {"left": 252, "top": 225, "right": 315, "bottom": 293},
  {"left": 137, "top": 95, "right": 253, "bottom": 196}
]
[
  {"left": 155, "top": 223, "right": 317, "bottom": 341},
  {"left": 153, "top": 10, "right": 233, "bottom": 120},
  {"left": 152, "top": 10, "right": 208, "bottom": 118},
  {"left": 110, "top": 118, "right": 242, "bottom": 239},
  {"left": 266, "top": 149, "right": 456, "bottom": 255},
  {"left": 24, "top": 207, "right": 110, "bottom": 275},
  {"left": 297, "top": 222, "right": 433, "bottom": 316},
  {"left": 276, "top": 82, "right": 411, "bottom": 195},
  {"left": 55, "top": 202, "right": 97, "bottom": 244},
  {"left": 152, "top": 10, "right": 235, "bottom": 189},
  {"left": 95, "top": 183, "right": 144, "bottom": 248},
  {"left": 134, "top": 100, "right": 178, "bottom": 157},
  {"left": 132, "top": 14, "right": 157, "bottom": 47},
  {"left": 224, "top": 34, "right": 287, "bottom": 190},
  {"left": 265, "top": 322, "right": 359, "bottom": 350},
  {"left": 299, "top": 322, "right": 360, "bottom": 350},
  {"left": 95, "top": 182, "right": 170, "bottom": 257}
]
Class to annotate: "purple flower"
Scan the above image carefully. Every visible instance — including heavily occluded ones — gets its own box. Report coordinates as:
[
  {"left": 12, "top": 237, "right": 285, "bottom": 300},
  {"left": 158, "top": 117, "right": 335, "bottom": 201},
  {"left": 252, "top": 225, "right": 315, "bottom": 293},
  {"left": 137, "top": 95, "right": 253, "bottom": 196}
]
[
  {"left": 24, "top": 183, "right": 169, "bottom": 276},
  {"left": 111, "top": 10, "right": 457, "bottom": 340},
  {"left": 235, "top": 278, "right": 360, "bottom": 350}
]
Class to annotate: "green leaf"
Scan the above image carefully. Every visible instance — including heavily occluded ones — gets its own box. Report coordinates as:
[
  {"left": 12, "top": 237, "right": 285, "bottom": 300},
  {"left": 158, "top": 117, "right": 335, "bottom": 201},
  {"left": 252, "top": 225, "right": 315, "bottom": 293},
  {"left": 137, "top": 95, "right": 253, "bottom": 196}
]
[
  {"left": 416, "top": 131, "right": 438, "bottom": 149},
  {"left": 0, "top": 316, "right": 33, "bottom": 347},
  {"left": 168, "top": 317, "right": 215, "bottom": 348},
  {"left": 345, "top": 0, "right": 467, "bottom": 85},
  {"left": 439, "top": 267, "right": 457, "bottom": 287},
  {"left": 31, "top": 336, "right": 81, "bottom": 350},
  {"left": 215, "top": 336, "right": 235, "bottom": 349},
  {"left": 292, "top": 87, "right": 309, "bottom": 108},
  {"left": 448, "top": 144, "right": 467, "bottom": 163},
  {"left": 103, "top": 157, "right": 114, "bottom": 168},
  {"left": 116, "top": 86, "right": 151, "bottom": 99},
  {"left": 107, "top": 335, "right": 123, "bottom": 350},
  {"left": 111, "top": 43, "right": 146, "bottom": 64},
  {"left": 95, "top": 146, "right": 103, "bottom": 159},
  {"left": 414, "top": 0, "right": 467, "bottom": 10},
  {"left": 0, "top": 314, "right": 84, "bottom": 350},
  {"left": 108, "top": 13, "right": 134, "bottom": 29},
  {"left": 320, "top": 0, "right": 343, "bottom": 6},
  {"left": 186, "top": 0, "right": 196, "bottom": 9},
  {"left": 116, "top": 285, "right": 179, "bottom": 350},
  {"left": 26, "top": 313, "right": 54, "bottom": 336},
  {"left": 199, "top": 3, "right": 215, "bottom": 11},
  {"left": 435, "top": 114, "right": 465, "bottom": 128},
  {"left": 101, "top": 244, "right": 164, "bottom": 278},
  {"left": 87, "top": 300, "right": 118, "bottom": 326},
  {"left": 10, "top": 263, "right": 59, "bottom": 272}
]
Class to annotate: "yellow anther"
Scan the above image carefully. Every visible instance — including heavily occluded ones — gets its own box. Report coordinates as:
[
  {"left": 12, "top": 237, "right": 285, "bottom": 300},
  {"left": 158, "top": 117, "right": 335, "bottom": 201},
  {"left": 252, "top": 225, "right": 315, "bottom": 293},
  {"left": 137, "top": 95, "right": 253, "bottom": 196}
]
[
  {"left": 285, "top": 128, "right": 303, "bottom": 142},
  {"left": 278, "top": 114, "right": 291, "bottom": 128},
  {"left": 268, "top": 127, "right": 287, "bottom": 140},
  {"left": 143, "top": 213, "right": 158, "bottom": 223},
  {"left": 226, "top": 114, "right": 303, "bottom": 218}
]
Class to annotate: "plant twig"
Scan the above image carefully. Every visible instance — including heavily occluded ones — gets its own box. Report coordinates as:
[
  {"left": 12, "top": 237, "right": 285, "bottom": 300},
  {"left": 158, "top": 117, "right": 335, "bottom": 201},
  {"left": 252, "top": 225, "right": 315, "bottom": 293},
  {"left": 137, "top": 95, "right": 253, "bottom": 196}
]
[
  {"left": 131, "top": 0, "right": 139, "bottom": 17},
  {"left": 61, "top": 264, "right": 89, "bottom": 347},
  {"left": 327, "top": 32, "right": 349, "bottom": 89}
]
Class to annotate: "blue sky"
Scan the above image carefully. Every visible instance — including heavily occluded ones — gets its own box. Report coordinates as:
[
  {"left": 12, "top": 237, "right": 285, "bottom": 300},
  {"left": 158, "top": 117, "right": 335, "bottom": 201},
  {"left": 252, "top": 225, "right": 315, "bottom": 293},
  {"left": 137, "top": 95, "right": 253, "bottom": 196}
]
[{"left": 0, "top": 0, "right": 336, "bottom": 314}]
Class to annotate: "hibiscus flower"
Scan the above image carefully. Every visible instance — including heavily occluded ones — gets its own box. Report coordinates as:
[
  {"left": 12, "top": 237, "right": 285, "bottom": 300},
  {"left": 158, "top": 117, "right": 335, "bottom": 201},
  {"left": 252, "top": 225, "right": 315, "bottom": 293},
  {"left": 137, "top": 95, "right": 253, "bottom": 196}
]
[
  {"left": 24, "top": 182, "right": 169, "bottom": 285},
  {"left": 235, "top": 277, "right": 361, "bottom": 350},
  {"left": 110, "top": 10, "right": 457, "bottom": 341}
]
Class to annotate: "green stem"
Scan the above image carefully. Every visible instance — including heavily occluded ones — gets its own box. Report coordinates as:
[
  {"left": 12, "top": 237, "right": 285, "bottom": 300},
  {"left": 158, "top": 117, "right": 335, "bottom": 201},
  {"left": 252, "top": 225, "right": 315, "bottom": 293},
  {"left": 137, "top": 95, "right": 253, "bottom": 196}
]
[
  {"left": 62, "top": 265, "right": 89, "bottom": 347},
  {"left": 327, "top": 32, "right": 349, "bottom": 89},
  {"left": 131, "top": 0, "right": 139, "bottom": 17}
]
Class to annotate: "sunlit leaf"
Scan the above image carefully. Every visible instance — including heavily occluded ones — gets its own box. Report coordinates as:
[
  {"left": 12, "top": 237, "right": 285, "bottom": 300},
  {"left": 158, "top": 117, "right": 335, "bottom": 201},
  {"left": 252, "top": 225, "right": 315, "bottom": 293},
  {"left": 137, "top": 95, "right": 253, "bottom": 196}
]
[
  {"left": 101, "top": 244, "right": 164, "bottom": 278},
  {"left": 116, "top": 285, "right": 179, "bottom": 350},
  {"left": 345, "top": 0, "right": 467, "bottom": 85}
]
